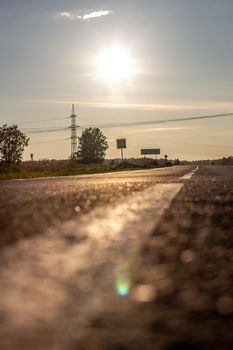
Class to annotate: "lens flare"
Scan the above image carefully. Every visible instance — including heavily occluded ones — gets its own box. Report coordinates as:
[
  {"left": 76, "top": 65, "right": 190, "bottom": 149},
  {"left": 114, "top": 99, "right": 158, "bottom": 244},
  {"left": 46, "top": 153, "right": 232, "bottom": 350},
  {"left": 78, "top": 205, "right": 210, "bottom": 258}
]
[{"left": 115, "top": 263, "right": 130, "bottom": 296}]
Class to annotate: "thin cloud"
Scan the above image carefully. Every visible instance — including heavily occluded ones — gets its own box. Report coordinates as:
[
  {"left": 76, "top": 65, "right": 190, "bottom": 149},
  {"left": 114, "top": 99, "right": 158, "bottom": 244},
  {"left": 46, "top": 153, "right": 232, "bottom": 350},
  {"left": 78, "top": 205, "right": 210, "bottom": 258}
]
[
  {"left": 32, "top": 99, "right": 233, "bottom": 112},
  {"left": 83, "top": 11, "right": 113, "bottom": 20},
  {"left": 127, "top": 127, "right": 193, "bottom": 134},
  {"left": 57, "top": 12, "right": 70, "bottom": 18},
  {"left": 55, "top": 10, "right": 113, "bottom": 21},
  {"left": 55, "top": 12, "right": 81, "bottom": 20}
]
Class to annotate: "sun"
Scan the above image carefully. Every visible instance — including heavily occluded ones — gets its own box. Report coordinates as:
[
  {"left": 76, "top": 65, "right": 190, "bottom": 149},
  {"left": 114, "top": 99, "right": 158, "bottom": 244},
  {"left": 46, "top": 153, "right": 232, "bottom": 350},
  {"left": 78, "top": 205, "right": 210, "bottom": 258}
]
[{"left": 96, "top": 46, "right": 136, "bottom": 84}]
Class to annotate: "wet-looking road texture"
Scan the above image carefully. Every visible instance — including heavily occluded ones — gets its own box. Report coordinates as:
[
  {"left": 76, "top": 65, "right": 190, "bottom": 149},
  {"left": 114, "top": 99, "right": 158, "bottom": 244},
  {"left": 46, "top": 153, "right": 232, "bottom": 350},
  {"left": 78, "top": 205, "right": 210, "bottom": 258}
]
[
  {"left": 0, "top": 165, "right": 232, "bottom": 350},
  {"left": 0, "top": 166, "right": 190, "bottom": 248}
]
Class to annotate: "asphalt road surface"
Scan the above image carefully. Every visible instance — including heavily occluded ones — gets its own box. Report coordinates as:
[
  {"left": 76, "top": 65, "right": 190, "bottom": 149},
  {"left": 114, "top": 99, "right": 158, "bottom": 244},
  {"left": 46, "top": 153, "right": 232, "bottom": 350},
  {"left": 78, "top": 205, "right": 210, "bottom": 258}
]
[{"left": 0, "top": 165, "right": 232, "bottom": 350}]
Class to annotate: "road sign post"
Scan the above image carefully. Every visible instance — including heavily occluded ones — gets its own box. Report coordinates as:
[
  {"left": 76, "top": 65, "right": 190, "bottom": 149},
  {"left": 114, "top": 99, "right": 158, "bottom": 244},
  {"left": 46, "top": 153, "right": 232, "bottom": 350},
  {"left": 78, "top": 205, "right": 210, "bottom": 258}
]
[{"left": 116, "top": 138, "right": 127, "bottom": 162}]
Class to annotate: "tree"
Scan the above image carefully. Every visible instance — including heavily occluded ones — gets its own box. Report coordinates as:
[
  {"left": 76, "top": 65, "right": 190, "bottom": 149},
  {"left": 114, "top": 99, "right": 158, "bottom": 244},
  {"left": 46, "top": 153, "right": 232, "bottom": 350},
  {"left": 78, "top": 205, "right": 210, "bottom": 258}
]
[
  {"left": 0, "top": 124, "right": 29, "bottom": 171},
  {"left": 77, "top": 127, "right": 109, "bottom": 164}
]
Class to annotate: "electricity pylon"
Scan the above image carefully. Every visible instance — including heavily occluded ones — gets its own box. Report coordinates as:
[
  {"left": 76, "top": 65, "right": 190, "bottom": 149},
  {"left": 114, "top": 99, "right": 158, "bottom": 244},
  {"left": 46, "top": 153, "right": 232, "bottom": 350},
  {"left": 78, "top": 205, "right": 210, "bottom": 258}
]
[{"left": 70, "top": 104, "right": 78, "bottom": 158}]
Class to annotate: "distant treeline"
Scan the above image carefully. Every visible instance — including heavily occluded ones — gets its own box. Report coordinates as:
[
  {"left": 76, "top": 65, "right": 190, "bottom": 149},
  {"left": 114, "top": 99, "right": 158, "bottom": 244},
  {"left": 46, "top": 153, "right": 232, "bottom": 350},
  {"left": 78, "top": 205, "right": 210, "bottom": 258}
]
[
  {"left": 1, "top": 156, "right": 232, "bottom": 175},
  {"left": 0, "top": 157, "right": 173, "bottom": 174},
  {"left": 181, "top": 156, "right": 233, "bottom": 165}
]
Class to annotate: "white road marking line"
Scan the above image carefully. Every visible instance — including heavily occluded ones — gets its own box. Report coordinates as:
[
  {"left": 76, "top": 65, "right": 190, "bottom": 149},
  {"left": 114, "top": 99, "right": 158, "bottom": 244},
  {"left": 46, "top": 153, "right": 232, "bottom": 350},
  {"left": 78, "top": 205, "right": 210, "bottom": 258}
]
[
  {"left": 10, "top": 178, "right": 26, "bottom": 181},
  {"left": 4, "top": 166, "right": 188, "bottom": 182},
  {"left": 179, "top": 165, "right": 199, "bottom": 180},
  {"left": 0, "top": 183, "right": 183, "bottom": 346},
  {"left": 10, "top": 176, "right": 58, "bottom": 181}
]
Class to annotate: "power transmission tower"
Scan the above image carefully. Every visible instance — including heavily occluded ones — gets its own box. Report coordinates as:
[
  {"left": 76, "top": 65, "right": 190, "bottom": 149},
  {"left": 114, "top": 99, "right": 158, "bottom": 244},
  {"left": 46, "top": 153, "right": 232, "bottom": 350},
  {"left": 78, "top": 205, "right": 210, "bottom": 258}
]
[{"left": 70, "top": 104, "right": 78, "bottom": 158}]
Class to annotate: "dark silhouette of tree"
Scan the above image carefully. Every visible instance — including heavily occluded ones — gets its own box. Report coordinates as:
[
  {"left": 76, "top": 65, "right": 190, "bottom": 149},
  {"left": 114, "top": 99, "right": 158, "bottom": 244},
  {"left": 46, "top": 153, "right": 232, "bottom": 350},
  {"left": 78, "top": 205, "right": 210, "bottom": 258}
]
[
  {"left": 0, "top": 124, "right": 29, "bottom": 171},
  {"left": 77, "top": 127, "right": 108, "bottom": 164}
]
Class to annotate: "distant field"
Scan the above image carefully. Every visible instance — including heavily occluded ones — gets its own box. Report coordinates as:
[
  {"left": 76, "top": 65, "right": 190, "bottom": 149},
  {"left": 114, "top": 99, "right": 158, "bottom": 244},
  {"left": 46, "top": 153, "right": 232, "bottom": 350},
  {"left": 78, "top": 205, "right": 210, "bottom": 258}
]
[
  {"left": 0, "top": 164, "right": 151, "bottom": 180},
  {"left": 0, "top": 166, "right": 120, "bottom": 180},
  {"left": 0, "top": 158, "right": 172, "bottom": 180}
]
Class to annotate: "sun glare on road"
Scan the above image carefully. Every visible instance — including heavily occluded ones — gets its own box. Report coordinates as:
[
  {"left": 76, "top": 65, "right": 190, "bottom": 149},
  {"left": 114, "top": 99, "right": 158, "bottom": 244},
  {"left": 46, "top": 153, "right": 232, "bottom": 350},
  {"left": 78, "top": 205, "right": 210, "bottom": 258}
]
[{"left": 96, "top": 46, "right": 136, "bottom": 84}]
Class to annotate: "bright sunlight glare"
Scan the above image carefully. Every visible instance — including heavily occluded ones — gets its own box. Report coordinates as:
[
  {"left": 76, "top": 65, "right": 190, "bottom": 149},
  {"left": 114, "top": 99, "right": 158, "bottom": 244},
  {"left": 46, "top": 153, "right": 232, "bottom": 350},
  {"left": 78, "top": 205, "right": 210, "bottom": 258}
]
[{"left": 96, "top": 46, "right": 136, "bottom": 84}]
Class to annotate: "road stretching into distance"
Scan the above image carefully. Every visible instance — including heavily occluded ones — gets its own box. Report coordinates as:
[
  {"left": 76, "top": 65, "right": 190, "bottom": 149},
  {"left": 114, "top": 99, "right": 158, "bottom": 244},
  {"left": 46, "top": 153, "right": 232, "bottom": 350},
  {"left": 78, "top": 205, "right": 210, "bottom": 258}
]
[{"left": 0, "top": 165, "right": 232, "bottom": 350}]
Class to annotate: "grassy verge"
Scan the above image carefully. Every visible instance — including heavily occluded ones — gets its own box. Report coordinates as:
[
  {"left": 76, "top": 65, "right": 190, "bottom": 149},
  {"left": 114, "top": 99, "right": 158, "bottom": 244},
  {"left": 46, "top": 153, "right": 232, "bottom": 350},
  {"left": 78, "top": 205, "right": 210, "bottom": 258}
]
[{"left": 0, "top": 165, "right": 143, "bottom": 180}]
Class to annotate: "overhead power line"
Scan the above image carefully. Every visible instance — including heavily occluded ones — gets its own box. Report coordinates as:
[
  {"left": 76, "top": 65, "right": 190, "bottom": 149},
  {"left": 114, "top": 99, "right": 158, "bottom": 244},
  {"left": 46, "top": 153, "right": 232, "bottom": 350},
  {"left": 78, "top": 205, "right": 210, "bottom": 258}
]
[
  {"left": 3, "top": 110, "right": 232, "bottom": 135},
  {"left": 30, "top": 138, "right": 70, "bottom": 145},
  {"left": 17, "top": 117, "right": 68, "bottom": 125},
  {"left": 22, "top": 126, "right": 67, "bottom": 130},
  {"left": 30, "top": 137, "right": 231, "bottom": 150},
  {"left": 23, "top": 107, "right": 232, "bottom": 157},
  {"left": 28, "top": 130, "right": 67, "bottom": 135},
  {"left": 8, "top": 111, "right": 233, "bottom": 131},
  {"left": 79, "top": 112, "right": 233, "bottom": 128},
  {"left": 24, "top": 128, "right": 67, "bottom": 135}
]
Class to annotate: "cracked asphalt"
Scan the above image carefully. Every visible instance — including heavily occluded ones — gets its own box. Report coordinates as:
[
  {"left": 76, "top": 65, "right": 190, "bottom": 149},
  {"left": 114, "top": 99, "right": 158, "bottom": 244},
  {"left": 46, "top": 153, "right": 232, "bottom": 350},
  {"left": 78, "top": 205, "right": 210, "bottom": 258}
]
[{"left": 0, "top": 165, "right": 232, "bottom": 350}]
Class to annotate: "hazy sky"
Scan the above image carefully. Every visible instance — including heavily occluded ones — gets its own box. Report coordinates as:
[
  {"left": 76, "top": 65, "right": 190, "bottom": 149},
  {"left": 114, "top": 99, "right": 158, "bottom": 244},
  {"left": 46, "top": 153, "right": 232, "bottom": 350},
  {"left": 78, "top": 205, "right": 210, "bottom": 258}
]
[{"left": 0, "top": 0, "right": 233, "bottom": 160}]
